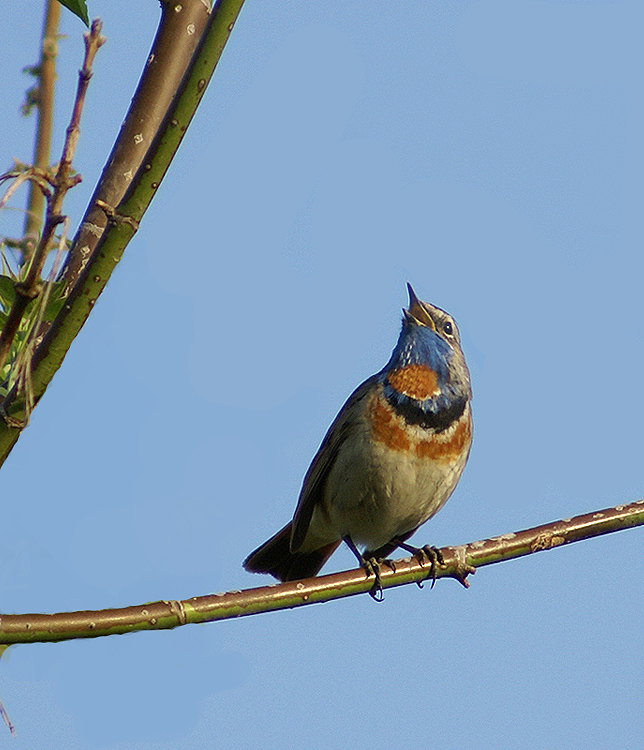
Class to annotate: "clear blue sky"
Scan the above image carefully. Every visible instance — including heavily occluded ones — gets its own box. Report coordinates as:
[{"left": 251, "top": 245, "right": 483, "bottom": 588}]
[{"left": 1, "top": 1, "right": 643, "bottom": 747}]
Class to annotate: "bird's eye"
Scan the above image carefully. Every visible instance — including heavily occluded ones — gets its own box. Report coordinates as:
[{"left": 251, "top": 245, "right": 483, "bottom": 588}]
[{"left": 442, "top": 321, "right": 453, "bottom": 336}]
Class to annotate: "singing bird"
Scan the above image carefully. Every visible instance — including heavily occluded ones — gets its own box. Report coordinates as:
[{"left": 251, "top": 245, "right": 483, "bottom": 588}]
[{"left": 244, "top": 284, "right": 472, "bottom": 586}]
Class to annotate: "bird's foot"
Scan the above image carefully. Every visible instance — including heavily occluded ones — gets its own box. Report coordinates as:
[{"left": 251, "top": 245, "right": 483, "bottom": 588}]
[
  {"left": 343, "top": 535, "right": 389, "bottom": 602},
  {"left": 361, "top": 556, "right": 386, "bottom": 601},
  {"left": 395, "top": 541, "right": 444, "bottom": 588}
]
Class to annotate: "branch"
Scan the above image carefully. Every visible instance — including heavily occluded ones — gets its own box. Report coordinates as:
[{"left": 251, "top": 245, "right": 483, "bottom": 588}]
[
  {"left": 0, "top": 0, "right": 247, "bottom": 462},
  {"left": 0, "top": 21, "right": 104, "bottom": 374},
  {"left": 22, "top": 0, "right": 61, "bottom": 258},
  {"left": 61, "top": 0, "right": 212, "bottom": 289},
  {"left": 1, "top": 499, "right": 642, "bottom": 646}
]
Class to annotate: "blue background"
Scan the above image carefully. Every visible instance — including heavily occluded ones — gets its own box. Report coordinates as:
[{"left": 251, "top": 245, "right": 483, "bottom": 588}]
[{"left": 1, "top": 1, "right": 643, "bottom": 747}]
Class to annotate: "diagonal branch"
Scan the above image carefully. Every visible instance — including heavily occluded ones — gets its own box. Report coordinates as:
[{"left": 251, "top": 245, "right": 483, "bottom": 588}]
[
  {"left": 60, "top": 0, "right": 213, "bottom": 289},
  {"left": 1, "top": 499, "right": 642, "bottom": 646},
  {"left": 0, "top": 0, "right": 247, "bottom": 462}
]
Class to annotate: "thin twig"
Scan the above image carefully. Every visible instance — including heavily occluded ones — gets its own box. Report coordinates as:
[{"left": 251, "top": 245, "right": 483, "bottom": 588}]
[
  {"left": 0, "top": 20, "right": 105, "bottom": 375},
  {"left": 56, "top": 20, "right": 104, "bottom": 194},
  {"left": 0, "top": 169, "right": 52, "bottom": 213},
  {"left": 0, "top": 700, "right": 15, "bottom": 736},
  {"left": 0, "top": 499, "right": 642, "bottom": 645}
]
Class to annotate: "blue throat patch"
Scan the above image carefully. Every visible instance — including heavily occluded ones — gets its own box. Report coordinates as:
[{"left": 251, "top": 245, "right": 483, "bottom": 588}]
[{"left": 380, "top": 322, "right": 466, "bottom": 432}]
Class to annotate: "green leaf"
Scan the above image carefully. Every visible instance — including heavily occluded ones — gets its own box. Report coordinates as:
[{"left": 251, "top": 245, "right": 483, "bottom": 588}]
[
  {"left": 57, "top": 0, "right": 90, "bottom": 27},
  {"left": 42, "top": 282, "right": 67, "bottom": 322},
  {"left": 0, "top": 276, "right": 16, "bottom": 310}
]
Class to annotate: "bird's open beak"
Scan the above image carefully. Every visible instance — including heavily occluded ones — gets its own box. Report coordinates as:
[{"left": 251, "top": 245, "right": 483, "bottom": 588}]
[{"left": 405, "top": 283, "right": 436, "bottom": 330}]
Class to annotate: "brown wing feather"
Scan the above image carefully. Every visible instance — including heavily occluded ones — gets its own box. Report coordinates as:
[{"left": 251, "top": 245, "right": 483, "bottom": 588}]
[{"left": 290, "top": 376, "right": 377, "bottom": 551}]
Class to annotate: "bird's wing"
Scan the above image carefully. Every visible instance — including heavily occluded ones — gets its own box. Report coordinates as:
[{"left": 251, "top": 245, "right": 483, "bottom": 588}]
[{"left": 290, "top": 375, "right": 377, "bottom": 551}]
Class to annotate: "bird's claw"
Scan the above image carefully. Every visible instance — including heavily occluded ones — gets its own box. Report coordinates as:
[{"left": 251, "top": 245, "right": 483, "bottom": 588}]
[
  {"left": 395, "top": 541, "right": 445, "bottom": 588},
  {"left": 360, "top": 557, "right": 385, "bottom": 601},
  {"left": 421, "top": 545, "right": 444, "bottom": 588},
  {"left": 343, "top": 535, "right": 390, "bottom": 601}
]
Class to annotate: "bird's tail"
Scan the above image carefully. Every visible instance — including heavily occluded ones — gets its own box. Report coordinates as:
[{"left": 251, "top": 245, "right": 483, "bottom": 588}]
[{"left": 243, "top": 522, "right": 341, "bottom": 582}]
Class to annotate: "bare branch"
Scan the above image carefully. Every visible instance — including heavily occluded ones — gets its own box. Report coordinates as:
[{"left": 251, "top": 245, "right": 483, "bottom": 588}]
[
  {"left": 61, "top": 0, "right": 213, "bottom": 289},
  {"left": 22, "top": 0, "right": 62, "bottom": 259},
  {"left": 1, "top": 499, "right": 642, "bottom": 646}
]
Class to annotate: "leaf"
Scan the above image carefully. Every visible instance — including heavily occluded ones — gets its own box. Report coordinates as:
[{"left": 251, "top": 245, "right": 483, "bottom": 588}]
[
  {"left": 0, "top": 276, "right": 15, "bottom": 310},
  {"left": 42, "top": 281, "right": 67, "bottom": 322},
  {"left": 57, "top": 0, "right": 90, "bottom": 27}
]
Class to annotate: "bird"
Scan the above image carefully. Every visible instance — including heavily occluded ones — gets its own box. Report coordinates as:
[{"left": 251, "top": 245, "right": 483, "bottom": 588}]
[{"left": 243, "top": 284, "right": 472, "bottom": 589}]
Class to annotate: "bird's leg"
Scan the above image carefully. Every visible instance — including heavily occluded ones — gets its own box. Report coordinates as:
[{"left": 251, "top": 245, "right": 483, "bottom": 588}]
[{"left": 342, "top": 535, "right": 386, "bottom": 601}]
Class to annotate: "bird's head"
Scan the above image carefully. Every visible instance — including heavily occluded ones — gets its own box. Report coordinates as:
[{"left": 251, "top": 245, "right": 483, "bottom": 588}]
[{"left": 379, "top": 284, "right": 471, "bottom": 426}]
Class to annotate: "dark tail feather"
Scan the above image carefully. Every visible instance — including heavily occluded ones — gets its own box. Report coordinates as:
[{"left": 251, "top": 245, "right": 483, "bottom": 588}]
[{"left": 243, "top": 522, "right": 341, "bottom": 582}]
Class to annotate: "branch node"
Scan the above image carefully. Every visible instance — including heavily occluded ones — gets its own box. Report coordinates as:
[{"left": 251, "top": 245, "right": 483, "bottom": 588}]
[
  {"left": 13, "top": 281, "right": 43, "bottom": 301},
  {"left": 95, "top": 200, "right": 140, "bottom": 231},
  {"left": 167, "top": 599, "right": 188, "bottom": 625},
  {"left": 45, "top": 212, "right": 66, "bottom": 228}
]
